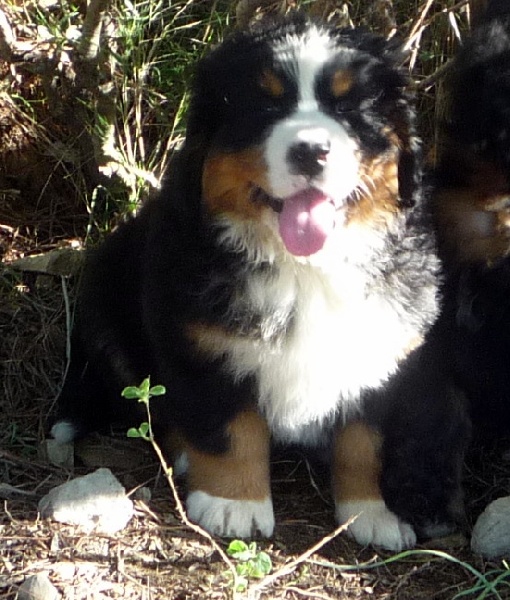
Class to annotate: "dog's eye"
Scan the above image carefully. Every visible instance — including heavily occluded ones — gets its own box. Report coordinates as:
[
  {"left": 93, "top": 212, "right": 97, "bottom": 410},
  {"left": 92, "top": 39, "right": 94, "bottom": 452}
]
[
  {"left": 251, "top": 94, "right": 285, "bottom": 115},
  {"left": 261, "top": 98, "right": 284, "bottom": 113},
  {"left": 334, "top": 100, "right": 357, "bottom": 114},
  {"left": 332, "top": 88, "right": 359, "bottom": 114},
  {"left": 335, "top": 94, "right": 380, "bottom": 115}
]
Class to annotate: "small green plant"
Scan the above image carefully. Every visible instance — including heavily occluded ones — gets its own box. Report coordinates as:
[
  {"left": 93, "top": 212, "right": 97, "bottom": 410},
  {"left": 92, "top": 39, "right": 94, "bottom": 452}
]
[
  {"left": 122, "top": 377, "right": 242, "bottom": 590},
  {"left": 226, "top": 539, "right": 273, "bottom": 592},
  {"left": 122, "top": 376, "right": 166, "bottom": 440}
]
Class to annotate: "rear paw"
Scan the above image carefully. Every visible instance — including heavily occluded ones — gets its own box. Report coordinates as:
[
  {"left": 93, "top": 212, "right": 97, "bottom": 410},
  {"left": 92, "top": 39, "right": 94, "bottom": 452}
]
[
  {"left": 336, "top": 499, "right": 416, "bottom": 551},
  {"left": 51, "top": 420, "right": 78, "bottom": 444},
  {"left": 186, "top": 490, "right": 274, "bottom": 538}
]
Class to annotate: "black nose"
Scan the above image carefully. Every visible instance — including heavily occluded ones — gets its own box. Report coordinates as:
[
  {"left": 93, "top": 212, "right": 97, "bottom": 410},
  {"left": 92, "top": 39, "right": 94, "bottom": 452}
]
[{"left": 287, "top": 140, "right": 331, "bottom": 178}]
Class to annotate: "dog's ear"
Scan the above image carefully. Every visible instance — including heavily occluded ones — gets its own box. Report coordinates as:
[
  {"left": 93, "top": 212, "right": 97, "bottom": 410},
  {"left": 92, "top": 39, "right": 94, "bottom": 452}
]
[
  {"left": 163, "top": 132, "right": 209, "bottom": 225},
  {"left": 380, "top": 41, "right": 423, "bottom": 209},
  {"left": 169, "top": 57, "right": 221, "bottom": 216},
  {"left": 396, "top": 109, "right": 423, "bottom": 208}
]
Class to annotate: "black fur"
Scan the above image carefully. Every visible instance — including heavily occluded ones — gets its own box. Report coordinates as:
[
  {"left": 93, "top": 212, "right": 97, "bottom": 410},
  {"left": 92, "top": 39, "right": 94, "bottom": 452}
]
[{"left": 434, "top": 0, "right": 510, "bottom": 437}]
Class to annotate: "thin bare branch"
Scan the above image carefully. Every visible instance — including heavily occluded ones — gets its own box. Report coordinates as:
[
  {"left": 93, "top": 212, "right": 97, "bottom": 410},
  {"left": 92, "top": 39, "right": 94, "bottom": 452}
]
[
  {"left": 0, "top": 8, "right": 14, "bottom": 61},
  {"left": 78, "top": 0, "right": 109, "bottom": 61}
]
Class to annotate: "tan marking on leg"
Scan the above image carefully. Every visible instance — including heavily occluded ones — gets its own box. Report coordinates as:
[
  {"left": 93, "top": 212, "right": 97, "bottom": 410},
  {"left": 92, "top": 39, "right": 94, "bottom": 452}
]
[
  {"left": 187, "top": 410, "right": 271, "bottom": 501},
  {"left": 332, "top": 420, "right": 383, "bottom": 503}
]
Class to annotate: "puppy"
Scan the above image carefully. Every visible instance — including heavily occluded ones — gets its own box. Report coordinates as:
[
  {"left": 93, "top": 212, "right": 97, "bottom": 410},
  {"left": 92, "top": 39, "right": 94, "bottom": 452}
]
[
  {"left": 52, "top": 14, "right": 468, "bottom": 550},
  {"left": 433, "top": 0, "right": 510, "bottom": 435}
]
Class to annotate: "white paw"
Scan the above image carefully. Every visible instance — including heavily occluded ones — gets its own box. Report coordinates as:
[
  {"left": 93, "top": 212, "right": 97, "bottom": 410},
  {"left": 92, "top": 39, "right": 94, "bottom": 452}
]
[
  {"left": 186, "top": 490, "right": 274, "bottom": 538},
  {"left": 51, "top": 420, "right": 77, "bottom": 444},
  {"left": 336, "top": 499, "right": 416, "bottom": 551}
]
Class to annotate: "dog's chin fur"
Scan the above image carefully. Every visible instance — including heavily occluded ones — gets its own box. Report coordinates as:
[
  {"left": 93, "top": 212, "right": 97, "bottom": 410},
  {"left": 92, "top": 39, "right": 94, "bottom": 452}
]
[{"left": 52, "top": 13, "right": 469, "bottom": 551}]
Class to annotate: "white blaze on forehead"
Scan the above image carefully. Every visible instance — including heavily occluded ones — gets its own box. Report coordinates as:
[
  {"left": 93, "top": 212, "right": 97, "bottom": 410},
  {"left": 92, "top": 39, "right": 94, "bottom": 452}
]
[{"left": 275, "top": 25, "right": 334, "bottom": 109}]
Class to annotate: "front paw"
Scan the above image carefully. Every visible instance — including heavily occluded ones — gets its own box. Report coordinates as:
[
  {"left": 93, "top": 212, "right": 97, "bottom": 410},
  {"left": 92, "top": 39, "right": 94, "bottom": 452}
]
[
  {"left": 336, "top": 499, "right": 416, "bottom": 551},
  {"left": 186, "top": 490, "right": 275, "bottom": 538}
]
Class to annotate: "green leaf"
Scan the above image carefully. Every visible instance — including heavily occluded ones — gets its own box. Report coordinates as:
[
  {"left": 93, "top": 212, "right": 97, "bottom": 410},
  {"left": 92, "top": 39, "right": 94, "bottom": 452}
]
[
  {"left": 122, "top": 386, "right": 142, "bottom": 399},
  {"left": 252, "top": 552, "right": 272, "bottom": 577},
  {"left": 226, "top": 540, "right": 249, "bottom": 557},
  {"left": 138, "top": 422, "right": 151, "bottom": 437},
  {"left": 139, "top": 377, "right": 151, "bottom": 396},
  {"left": 236, "top": 563, "right": 250, "bottom": 577},
  {"left": 127, "top": 427, "right": 141, "bottom": 438},
  {"left": 233, "top": 549, "right": 254, "bottom": 562},
  {"left": 149, "top": 385, "right": 166, "bottom": 396}
]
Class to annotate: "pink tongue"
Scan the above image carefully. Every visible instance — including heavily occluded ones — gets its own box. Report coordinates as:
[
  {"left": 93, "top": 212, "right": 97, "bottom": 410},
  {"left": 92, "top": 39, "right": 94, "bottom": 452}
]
[{"left": 278, "top": 189, "right": 336, "bottom": 256}]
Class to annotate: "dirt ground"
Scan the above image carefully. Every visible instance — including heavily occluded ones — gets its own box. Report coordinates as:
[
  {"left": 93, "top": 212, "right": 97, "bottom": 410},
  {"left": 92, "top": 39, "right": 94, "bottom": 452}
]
[
  {"left": 2, "top": 427, "right": 508, "bottom": 599},
  {"left": 1, "top": 253, "right": 510, "bottom": 599}
]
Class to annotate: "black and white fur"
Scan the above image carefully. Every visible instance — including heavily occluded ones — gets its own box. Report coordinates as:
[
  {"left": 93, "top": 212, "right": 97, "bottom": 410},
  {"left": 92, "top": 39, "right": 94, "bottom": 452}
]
[{"left": 53, "top": 15, "right": 469, "bottom": 550}]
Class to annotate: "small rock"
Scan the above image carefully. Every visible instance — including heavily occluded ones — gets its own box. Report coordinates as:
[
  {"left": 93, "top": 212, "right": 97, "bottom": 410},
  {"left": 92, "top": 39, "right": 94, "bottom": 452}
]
[
  {"left": 17, "top": 573, "right": 60, "bottom": 600},
  {"left": 9, "top": 247, "right": 84, "bottom": 277},
  {"left": 471, "top": 496, "right": 510, "bottom": 558},
  {"left": 38, "top": 468, "right": 133, "bottom": 534}
]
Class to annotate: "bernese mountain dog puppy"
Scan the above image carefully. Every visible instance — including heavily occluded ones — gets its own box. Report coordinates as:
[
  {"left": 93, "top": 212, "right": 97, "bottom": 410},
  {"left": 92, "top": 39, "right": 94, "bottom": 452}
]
[
  {"left": 52, "top": 14, "right": 469, "bottom": 551},
  {"left": 433, "top": 0, "right": 510, "bottom": 437}
]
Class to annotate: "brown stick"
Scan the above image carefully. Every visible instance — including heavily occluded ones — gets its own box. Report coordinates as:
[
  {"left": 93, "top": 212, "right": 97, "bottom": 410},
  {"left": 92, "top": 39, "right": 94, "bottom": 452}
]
[
  {"left": 236, "top": 0, "right": 281, "bottom": 28},
  {"left": 0, "top": 8, "right": 14, "bottom": 62}
]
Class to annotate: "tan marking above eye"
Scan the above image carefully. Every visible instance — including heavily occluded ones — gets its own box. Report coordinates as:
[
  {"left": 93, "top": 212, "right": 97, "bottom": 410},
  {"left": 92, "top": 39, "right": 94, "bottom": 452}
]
[
  {"left": 259, "top": 69, "right": 285, "bottom": 98},
  {"left": 331, "top": 69, "right": 354, "bottom": 98}
]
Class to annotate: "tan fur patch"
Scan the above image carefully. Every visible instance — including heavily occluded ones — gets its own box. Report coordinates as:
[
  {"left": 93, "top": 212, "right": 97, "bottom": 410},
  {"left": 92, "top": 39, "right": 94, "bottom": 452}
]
[
  {"left": 332, "top": 421, "right": 383, "bottom": 503},
  {"left": 331, "top": 69, "right": 354, "bottom": 98},
  {"left": 186, "top": 321, "right": 245, "bottom": 360},
  {"left": 202, "top": 148, "right": 269, "bottom": 220},
  {"left": 434, "top": 160, "right": 510, "bottom": 264},
  {"left": 259, "top": 69, "right": 285, "bottom": 98},
  {"left": 186, "top": 410, "right": 271, "bottom": 501},
  {"left": 347, "top": 154, "right": 400, "bottom": 226}
]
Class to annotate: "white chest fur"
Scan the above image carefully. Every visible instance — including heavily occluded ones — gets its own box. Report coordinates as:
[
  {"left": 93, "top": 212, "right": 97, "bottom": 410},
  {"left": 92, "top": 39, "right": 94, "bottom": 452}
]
[{"left": 221, "top": 257, "right": 419, "bottom": 445}]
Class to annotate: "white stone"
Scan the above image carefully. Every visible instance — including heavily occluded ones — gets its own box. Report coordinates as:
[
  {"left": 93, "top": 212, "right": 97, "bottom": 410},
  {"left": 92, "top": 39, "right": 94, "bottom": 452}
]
[
  {"left": 472, "top": 496, "right": 510, "bottom": 558},
  {"left": 38, "top": 468, "right": 133, "bottom": 534},
  {"left": 17, "top": 573, "right": 60, "bottom": 600}
]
